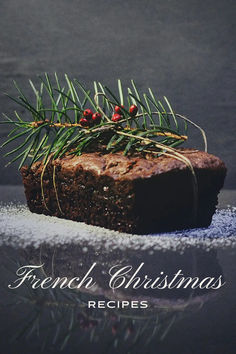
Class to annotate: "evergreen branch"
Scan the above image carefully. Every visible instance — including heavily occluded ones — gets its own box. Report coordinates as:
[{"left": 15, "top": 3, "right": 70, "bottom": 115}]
[
  {"left": 147, "top": 88, "right": 168, "bottom": 127},
  {"left": 98, "top": 82, "right": 112, "bottom": 114},
  {"left": 118, "top": 79, "right": 124, "bottom": 106},
  {"left": 1, "top": 74, "right": 207, "bottom": 169},
  {"left": 131, "top": 80, "right": 147, "bottom": 128},
  {"left": 65, "top": 74, "right": 81, "bottom": 123},
  {"left": 164, "top": 96, "right": 179, "bottom": 132},
  {"left": 74, "top": 79, "right": 97, "bottom": 111}
]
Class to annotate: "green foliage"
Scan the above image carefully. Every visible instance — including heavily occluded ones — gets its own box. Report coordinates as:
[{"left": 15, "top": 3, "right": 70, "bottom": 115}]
[{"left": 1, "top": 73, "right": 201, "bottom": 169}]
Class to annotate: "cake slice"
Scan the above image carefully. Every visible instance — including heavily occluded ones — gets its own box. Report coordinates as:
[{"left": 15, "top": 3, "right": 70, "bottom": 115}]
[{"left": 20, "top": 149, "right": 226, "bottom": 234}]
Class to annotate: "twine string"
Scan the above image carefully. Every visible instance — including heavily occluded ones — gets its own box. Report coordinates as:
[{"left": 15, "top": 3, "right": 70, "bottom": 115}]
[
  {"left": 53, "top": 164, "right": 64, "bottom": 215},
  {"left": 40, "top": 157, "right": 51, "bottom": 212},
  {"left": 40, "top": 156, "right": 64, "bottom": 215}
]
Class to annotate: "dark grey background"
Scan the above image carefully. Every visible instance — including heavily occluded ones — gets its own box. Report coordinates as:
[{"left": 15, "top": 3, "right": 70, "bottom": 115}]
[{"left": 0, "top": 0, "right": 235, "bottom": 187}]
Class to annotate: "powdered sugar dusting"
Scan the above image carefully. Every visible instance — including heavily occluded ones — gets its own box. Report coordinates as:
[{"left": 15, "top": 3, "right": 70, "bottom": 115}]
[{"left": 0, "top": 204, "right": 235, "bottom": 251}]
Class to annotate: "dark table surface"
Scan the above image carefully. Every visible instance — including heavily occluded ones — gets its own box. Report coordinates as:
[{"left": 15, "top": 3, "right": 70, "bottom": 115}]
[{"left": 0, "top": 186, "right": 236, "bottom": 354}]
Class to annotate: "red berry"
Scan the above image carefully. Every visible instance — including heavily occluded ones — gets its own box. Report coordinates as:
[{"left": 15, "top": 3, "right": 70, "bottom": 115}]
[
  {"left": 114, "top": 105, "right": 124, "bottom": 114},
  {"left": 129, "top": 104, "right": 138, "bottom": 116},
  {"left": 83, "top": 109, "right": 93, "bottom": 120},
  {"left": 92, "top": 112, "right": 102, "bottom": 124},
  {"left": 112, "top": 113, "right": 122, "bottom": 122},
  {"left": 80, "top": 118, "right": 89, "bottom": 127}
]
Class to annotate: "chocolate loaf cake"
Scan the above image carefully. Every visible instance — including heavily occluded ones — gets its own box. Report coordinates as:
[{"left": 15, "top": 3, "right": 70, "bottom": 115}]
[{"left": 21, "top": 149, "right": 226, "bottom": 234}]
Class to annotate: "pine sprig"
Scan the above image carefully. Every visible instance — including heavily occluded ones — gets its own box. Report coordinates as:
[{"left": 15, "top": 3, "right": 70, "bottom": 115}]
[{"left": 0, "top": 73, "right": 207, "bottom": 169}]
